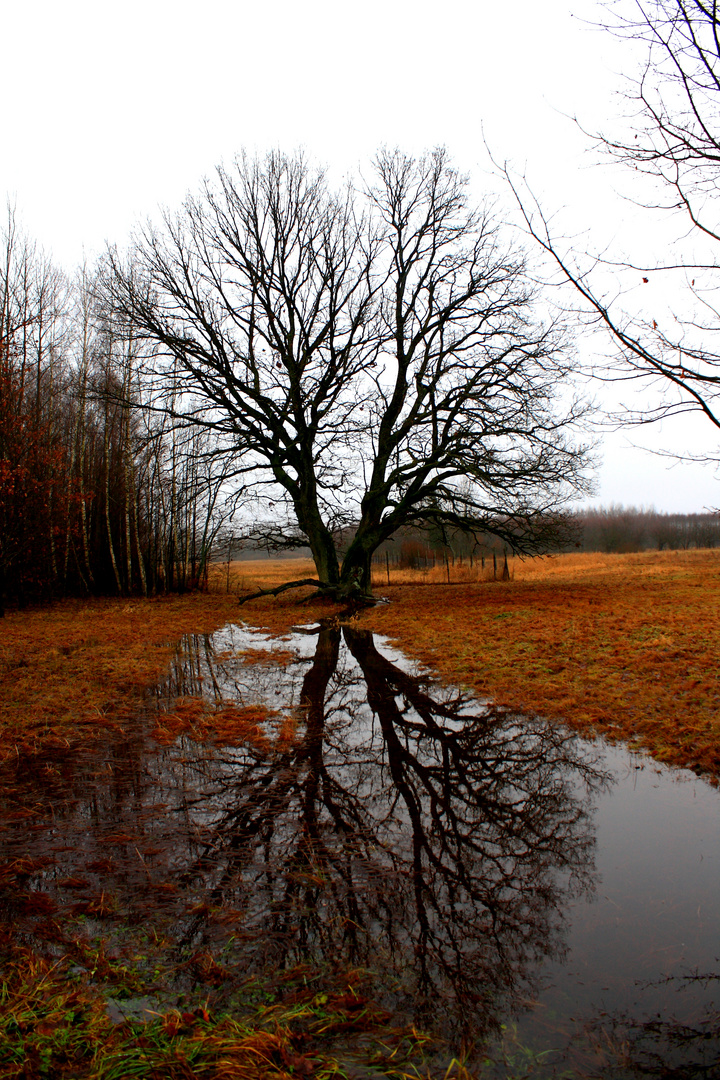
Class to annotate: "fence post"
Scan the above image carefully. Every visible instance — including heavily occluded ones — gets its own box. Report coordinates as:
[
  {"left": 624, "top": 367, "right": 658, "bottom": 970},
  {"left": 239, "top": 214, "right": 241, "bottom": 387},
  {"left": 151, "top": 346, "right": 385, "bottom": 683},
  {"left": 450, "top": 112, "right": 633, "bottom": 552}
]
[{"left": 226, "top": 539, "right": 233, "bottom": 594}]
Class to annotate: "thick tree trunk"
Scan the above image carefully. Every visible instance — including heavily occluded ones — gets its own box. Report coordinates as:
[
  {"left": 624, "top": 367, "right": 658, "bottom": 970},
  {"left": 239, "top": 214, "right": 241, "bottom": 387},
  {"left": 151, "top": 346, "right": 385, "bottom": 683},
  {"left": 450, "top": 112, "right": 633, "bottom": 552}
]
[
  {"left": 339, "top": 545, "right": 373, "bottom": 595},
  {"left": 294, "top": 487, "right": 340, "bottom": 586},
  {"left": 307, "top": 528, "right": 340, "bottom": 586},
  {"left": 341, "top": 510, "right": 389, "bottom": 594}
]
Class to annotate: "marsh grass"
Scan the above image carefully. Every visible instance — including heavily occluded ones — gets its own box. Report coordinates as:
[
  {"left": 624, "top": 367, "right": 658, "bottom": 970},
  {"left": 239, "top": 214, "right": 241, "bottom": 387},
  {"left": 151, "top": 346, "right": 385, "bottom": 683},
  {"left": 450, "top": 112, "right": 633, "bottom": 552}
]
[
  {"left": 209, "top": 558, "right": 318, "bottom": 597},
  {"left": 367, "top": 548, "right": 719, "bottom": 587},
  {"left": 0, "top": 584, "right": 476, "bottom": 1078},
  {"left": 3, "top": 549, "right": 719, "bottom": 772},
  {"left": 212, "top": 548, "right": 720, "bottom": 591}
]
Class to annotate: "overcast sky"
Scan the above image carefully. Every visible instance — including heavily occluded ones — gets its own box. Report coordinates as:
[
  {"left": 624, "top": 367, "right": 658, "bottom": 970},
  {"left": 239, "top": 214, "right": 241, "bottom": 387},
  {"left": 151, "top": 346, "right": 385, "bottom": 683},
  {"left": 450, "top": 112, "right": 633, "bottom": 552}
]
[{"left": 2, "top": 0, "right": 718, "bottom": 512}]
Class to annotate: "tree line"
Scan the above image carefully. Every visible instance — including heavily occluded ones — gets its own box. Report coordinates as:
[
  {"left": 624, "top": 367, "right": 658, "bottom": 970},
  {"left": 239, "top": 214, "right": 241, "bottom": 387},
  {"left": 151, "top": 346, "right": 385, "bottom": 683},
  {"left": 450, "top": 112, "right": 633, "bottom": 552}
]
[
  {"left": 0, "top": 221, "right": 228, "bottom": 614},
  {"left": 370, "top": 505, "right": 720, "bottom": 571},
  {"left": 579, "top": 504, "right": 720, "bottom": 553}
]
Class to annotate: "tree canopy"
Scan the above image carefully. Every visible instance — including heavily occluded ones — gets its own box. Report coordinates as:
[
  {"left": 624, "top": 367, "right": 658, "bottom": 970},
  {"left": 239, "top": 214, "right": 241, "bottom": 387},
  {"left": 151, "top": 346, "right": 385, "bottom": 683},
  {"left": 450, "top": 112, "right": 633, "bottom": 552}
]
[{"left": 107, "top": 149, "right": 590, "bottom": 596}]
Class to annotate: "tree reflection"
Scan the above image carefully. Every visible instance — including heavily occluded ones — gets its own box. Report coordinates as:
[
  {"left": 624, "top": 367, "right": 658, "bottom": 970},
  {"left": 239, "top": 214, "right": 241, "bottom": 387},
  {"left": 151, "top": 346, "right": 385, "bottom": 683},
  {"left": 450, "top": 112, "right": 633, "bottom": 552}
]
[
  {"left": 582, "top": 972, "right": 720, "bottom": 1079},
  {"left": 0, "top": 621, "right": 609, "bottom": 1043},
  {"left": 163, "top": 623, "right": 607, "bottom": 1038}
]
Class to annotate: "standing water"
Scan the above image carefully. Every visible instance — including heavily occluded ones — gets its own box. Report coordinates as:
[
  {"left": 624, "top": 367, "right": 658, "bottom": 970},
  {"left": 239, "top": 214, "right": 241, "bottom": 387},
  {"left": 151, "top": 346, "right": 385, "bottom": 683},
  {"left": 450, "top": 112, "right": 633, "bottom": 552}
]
[{"left": 1, "top": 620, "right": 719, "bottom": 1077}]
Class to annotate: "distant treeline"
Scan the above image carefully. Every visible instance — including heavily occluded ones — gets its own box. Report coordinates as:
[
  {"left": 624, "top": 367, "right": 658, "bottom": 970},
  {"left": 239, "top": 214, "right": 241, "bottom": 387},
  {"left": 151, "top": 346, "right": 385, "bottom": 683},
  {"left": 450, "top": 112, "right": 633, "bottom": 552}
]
[
  {"left": 369, "top": 505, "right": 720, "bottom": 570},
  {"left": 578, "top": 504, "right": 720, "bottom": 553}
]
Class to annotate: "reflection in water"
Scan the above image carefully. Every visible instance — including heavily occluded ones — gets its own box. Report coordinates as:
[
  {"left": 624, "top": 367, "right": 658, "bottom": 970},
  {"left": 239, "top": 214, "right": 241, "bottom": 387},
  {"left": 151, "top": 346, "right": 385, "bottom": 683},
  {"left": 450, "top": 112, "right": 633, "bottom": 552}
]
[
  {"left": 2, "top": 621, "right": 718, "bottom": 1074},
  {"left": 156, "top": 623, "right": 607, "bottom": 1040},
  {"left": 0, "top": 623, "right": 604, "bottom": 1044}
]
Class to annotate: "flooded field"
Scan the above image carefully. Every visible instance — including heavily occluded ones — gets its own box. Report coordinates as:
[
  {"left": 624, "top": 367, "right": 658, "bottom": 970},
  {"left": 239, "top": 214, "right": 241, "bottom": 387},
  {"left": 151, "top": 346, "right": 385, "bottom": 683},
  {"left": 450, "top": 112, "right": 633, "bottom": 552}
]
[{"left": 2, "top": 619, "right": 719, "bottom": 1077}]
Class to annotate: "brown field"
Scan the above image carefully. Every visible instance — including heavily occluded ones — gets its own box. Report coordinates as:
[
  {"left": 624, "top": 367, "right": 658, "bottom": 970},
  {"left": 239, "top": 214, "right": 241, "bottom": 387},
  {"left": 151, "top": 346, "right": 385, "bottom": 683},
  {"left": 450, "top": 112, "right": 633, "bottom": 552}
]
[
  {"left": 219, "top": 549, "right": 720, "bottom": 776},
  {"left": 0, "top": 591, "right": 238, "bottom": 765},
  {"left": 1, "top": 548, "right": 720, "bottom": 777},
  {"left": 2, "top": 548, "right": 718, "bottom": 775},
  {"left": 365, "top": 548, "right": 720, "bottom": 777}
]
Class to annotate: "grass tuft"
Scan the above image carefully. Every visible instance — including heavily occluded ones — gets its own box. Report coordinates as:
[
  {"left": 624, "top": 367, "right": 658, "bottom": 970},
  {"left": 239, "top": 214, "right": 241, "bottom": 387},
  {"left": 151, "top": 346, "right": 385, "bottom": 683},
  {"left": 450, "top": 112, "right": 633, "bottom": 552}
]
[{"left": 0, "top": 945, "right": 453, "bottom": 1079}]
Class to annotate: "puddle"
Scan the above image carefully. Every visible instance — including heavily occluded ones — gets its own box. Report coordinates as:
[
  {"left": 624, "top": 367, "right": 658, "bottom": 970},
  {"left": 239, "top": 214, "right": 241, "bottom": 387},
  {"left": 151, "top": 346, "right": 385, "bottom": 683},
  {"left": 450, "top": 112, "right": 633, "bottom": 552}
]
[{"left": 2, "top": 621, "right": 719, "bottom": 1076}]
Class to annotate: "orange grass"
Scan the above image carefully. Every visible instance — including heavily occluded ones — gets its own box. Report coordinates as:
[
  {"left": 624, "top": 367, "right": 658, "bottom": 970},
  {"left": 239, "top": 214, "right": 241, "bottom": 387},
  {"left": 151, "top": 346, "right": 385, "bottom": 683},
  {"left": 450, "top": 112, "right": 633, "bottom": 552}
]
[
  {"left": 0, "top": 573, "right": 336, "bottom": 763},
  {"left": 0, "top": 592, "right": 238, "bottom": 763},
  {"left": 206, "top": 549, "right": 720, "bottom": 775},
  {"left": 2, "top": 548, "right": 719, "bottom": 773},
  {"left": 357, "top": 548, "right": 720, "bottom": 777},
  {"left": 152, "top": 697, "right": 299, "bottom": 752},
  {"left": 210, "top": 557, "right": 318, "bottom": 599},
  {"left": 2, "top": 554, "right": 719, "bottom": 1077}
]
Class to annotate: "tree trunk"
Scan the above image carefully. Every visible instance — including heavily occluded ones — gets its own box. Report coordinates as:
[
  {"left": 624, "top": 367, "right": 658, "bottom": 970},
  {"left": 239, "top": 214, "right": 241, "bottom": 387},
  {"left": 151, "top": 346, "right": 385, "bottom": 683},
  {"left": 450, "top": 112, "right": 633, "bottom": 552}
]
[
  {"left": 307, "top": 529, "right": 340, "bottom": 586},
  {"left": 339, "top": 543, "right": 373, "bottom": 595},
  {"left": 104, "top": 404, "right": 122, "bottom": 595},
  {"left": 294, "top": 488, "right": 340, "bottom": 586}
]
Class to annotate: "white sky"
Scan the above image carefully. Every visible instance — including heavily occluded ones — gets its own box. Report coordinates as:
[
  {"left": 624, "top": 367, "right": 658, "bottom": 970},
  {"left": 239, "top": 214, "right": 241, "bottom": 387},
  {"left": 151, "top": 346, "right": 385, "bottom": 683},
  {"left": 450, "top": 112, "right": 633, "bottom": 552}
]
[{"left": 2, "top": 0, "right": 718, "bottom": 512}]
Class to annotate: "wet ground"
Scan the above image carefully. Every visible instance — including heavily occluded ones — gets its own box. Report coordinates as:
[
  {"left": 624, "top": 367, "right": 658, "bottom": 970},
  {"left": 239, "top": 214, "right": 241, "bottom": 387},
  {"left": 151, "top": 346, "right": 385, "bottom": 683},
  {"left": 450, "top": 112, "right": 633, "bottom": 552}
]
[{"left": 1, "top": 620, "right": 719, "bottom": 1077}]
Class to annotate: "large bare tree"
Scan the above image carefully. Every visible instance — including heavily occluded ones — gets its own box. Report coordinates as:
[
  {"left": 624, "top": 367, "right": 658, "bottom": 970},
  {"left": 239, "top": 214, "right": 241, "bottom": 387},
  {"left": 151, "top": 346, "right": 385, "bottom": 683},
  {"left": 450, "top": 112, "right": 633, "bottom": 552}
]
[{"left": 107, "top": 149, "right": 589, "bottom": 597}]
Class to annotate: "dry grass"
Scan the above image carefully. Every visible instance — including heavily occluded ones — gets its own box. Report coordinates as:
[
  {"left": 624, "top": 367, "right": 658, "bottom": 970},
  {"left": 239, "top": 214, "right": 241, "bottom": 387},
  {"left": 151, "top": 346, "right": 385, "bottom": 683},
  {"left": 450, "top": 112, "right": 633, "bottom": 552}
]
[
  {"left": 0, "top": 592, "right": 241, "bottom": 762},
  {"left": 2, "top": 550, "right": 719, "bottom": 776},
  {"left": 209, "top": 557, "right": 318, "bottom": 597},
  {"left": 357, "top": 548, "right": 720, "bottom": 777},
  {"left": 204, "top": 548, "right": 720, "bottom": 777},
  {"left": 0, "top": 940, "right": 458, "bottom": 1079},
  {"left": 0, "top": 582, "right": 463, "bottom": 1078},
  {"left": 369, "top": 546, "right": 718, "bottom": 586}
]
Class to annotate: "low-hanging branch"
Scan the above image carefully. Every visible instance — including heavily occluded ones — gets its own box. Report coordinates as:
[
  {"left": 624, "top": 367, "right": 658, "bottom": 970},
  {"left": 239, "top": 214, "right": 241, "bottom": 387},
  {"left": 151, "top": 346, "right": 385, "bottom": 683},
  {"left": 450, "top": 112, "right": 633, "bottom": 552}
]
[
  {"left": 238, "top": 578, "right": 324, "bottom": 605},
  {"left": 237, "top": 574, "right": 376, "bottom": 606}
]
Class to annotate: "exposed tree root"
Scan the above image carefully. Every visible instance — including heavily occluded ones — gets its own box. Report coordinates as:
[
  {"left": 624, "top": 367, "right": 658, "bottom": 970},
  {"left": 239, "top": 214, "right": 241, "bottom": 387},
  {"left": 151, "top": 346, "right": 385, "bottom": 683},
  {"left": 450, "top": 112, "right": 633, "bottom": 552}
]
[
  {"left": 238, "top": 578, "right": 379, "bottom": 607},
  {"left": 238, "top": 579, "right": 324, "bottom": 605}
]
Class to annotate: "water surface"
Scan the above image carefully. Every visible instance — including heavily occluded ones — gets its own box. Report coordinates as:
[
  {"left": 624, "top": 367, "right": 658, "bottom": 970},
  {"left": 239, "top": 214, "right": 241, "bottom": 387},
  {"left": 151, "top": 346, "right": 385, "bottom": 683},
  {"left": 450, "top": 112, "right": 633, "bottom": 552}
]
[{"left": 1, "top": 620, "right": 719, "bottom": 1076}]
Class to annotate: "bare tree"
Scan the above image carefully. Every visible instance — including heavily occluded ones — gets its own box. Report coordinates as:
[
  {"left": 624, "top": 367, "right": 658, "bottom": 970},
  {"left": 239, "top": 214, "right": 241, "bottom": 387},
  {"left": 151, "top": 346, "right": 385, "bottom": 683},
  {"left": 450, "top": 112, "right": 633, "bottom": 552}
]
[
  {"left": 107, "top": 150, "right": 590, "bottom": 598},
  {"left": 0, "top": 211, "right": 74, "bottom": 610},
  {"left": 510, "top": 0, "right": 720, "bottom": 463}
]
